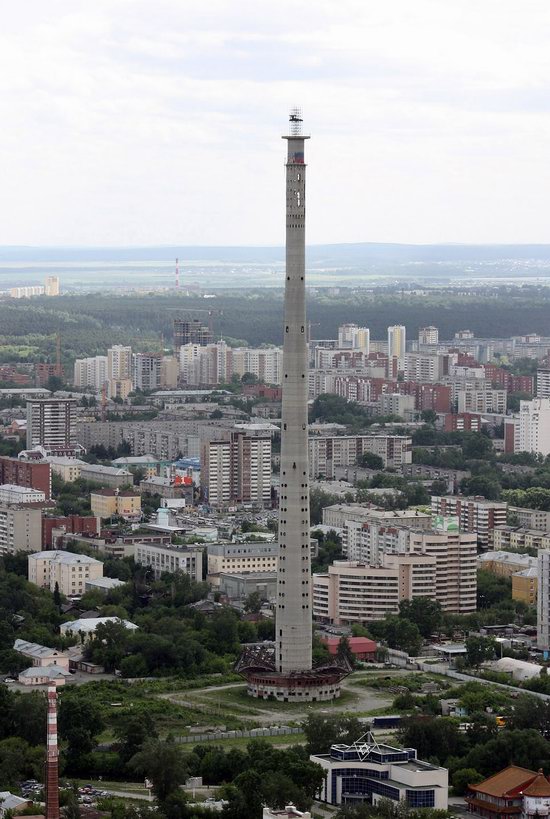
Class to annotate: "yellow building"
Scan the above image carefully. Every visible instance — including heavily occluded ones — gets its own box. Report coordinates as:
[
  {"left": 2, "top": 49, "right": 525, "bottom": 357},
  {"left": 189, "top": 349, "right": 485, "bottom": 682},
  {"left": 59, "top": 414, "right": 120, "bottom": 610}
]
[
  {"left": 512, "top": 567, "right": 538, "bottom": 605},
  {"left": 90, "top": 489, "right": 141, "bottom": 520},
  {"left": 478, "top": 550, "right": 536, "bottom": 578}
]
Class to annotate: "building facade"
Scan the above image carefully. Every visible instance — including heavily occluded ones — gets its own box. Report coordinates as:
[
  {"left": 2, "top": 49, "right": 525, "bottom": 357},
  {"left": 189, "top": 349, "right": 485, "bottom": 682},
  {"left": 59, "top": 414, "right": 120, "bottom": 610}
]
[
  {"left": 518, "top": 398, "right": 550, "bottom": 456},
  {"left": 28, "top": 550, "right": 103, "bottom": 596},
  {"left": 0, "top": 455, "right": 51, "bottom": 498},
  {"left": 0, "top": 504, "right": 43, "bottom": 555},
  {"left": 134, "top": 541, "right": 203, "bottom": 581},
  {"left": 26, "top": 398, "right": 77, "bottom": 451},
  {"left": 200, "top": 428, "right": 272, "bottom": 508},
  {"left": 431, "top": 495, "right": 507, "bottom": 548}
]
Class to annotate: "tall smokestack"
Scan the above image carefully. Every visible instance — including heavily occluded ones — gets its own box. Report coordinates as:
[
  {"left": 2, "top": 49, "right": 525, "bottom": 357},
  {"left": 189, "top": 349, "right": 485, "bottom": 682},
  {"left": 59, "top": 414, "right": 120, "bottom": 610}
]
[{"left": 45, "top": 683, "right": 60, "bottom": 819}]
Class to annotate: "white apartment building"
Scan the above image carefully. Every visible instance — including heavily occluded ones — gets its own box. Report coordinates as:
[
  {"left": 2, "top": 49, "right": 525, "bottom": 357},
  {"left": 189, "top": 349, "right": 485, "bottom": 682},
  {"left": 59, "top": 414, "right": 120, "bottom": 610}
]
[
  {"left": 418, "top": 326, "right": 439, "bottom": 345},
  {"left": 518, "top": 398, "right": 550, "bottom": 457},
  {"left": 132, "top": 353, "right": 162, "bottom": 393},
  {"left": 0, "top": 484, "right": 45, "bottom": 505},
  {"left": 0, "top": 504, "right": 43, "bottom": 555},
  {"left": 231, "top": 346, "right": 282, "bottom": 384},
  {"left": 378, "top": 393, "right": 416, "bottom": 419},
  {"left": 451, "top": 382, "right": 507, "bottom": 414},
  {"left": 73, "top": 356, "right": 108, "bottom": 389},
  {"left": 407, "top": 529, "right": 478, "bottom": 613},
  {"left": 309, "top": 435, "right": 411, "bottom": 478},
  {"left": 431, "top": 495, "right": 507, "bottom": 548},
  {"left": 107, "top": 345, "right": 132, "bottom": 380},
  {"left": 28, "top": 549, "right": 103, "bottom": 596},
  {"left": 404, "top": 353, "right": 446, "bottom": 383},
  {"left": 537, "top": 369, "right": 550, "bottom": 399},
  {"left": 134, "top": 542, "right": 203, "bottom": 581},
  {"left": 26, "top": 398, "right": 77, "bottom": 451},
  {"left": 537, "top": 550, "right": 550, "bottom": 649},
  {"left": 388, "top": 325, "right": 406, "bottom": 368},
  {"left": 313, "top": 554, "right": 437, "bottom": 624},
  {"left": 10, "top": 286, "right": 45, "bottom": 298},
  {"left": 338, "top": 323, "right": 370, "bottom": 352}
]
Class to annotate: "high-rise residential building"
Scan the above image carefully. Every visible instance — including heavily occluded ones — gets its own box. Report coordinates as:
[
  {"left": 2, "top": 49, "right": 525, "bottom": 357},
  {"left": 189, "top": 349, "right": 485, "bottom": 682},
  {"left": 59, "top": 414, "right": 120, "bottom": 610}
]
[
  {"left": 26, "top": 398, "right": 77, "bottom": 451},
  {"left": 0, "top": 455, "right": 51, "bottom": 498},
  {"left": 132, "top": 352, "right": 162, "bottom": 392},
  {"left": 313, "top": 554, "right": 437, "bottom": 624},
  {"left": 388, "top": 325, "right": 406, "bottom": 368},
  {"left": 537, "top": 550, "right": 550, "bottom": 649},
  {"left": 338, "top": 323, "right": 370, "bottom": 353},
  {"left": 160, "top": 355, "right": 179, "bottom": 388},
  {"left": 173, "top": 319, "right": 212, "bottom": 351},
  {"left": 236, "top": 112, "right": 349, "bottom": 703},
  {"left": 407, "top": 528, "right": 477, "bottom": 613},
  {"left": 0, "top": 504, "right": 43, "bottom": 555},
  {"left": 431, "top": 495, "right": 507, "bottom": 549},
  {"left": 44, "top": 276, "right": 60, "bottom": 297},
  {"left": 107, "top": 379, "right": 133, "bottom": 400},
  {"left": 107, "top": 345, "right": 132, "bottom": 381},
  {"left": 518, "top": 398, "right": 550, "bottom": 456},
  {"left": 404, "top": 352, "right": 448, "bottom": 383},
  {"left": 537, "top": 369, "right": 550, "bottom": 399},
  {"left": 200, "top": 427, "right": 272, "bottom": 507},
  {"left": 73, "top": 356, "right": 108, "bottom": 389},
  {"left": 418, "top": 326, "right": 439, "bottom": 345}
]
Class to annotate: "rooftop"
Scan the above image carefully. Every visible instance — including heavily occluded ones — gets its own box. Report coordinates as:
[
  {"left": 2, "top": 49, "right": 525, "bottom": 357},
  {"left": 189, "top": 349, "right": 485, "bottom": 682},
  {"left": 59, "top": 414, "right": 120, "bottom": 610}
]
[
  {"left": 469, "top": 765, "right": 539, "bottom": 798},
  {"left": 14, "top": 639, "right": 67, "bottom": 659},
  {"left": 28, "top": 550, "right": 102, "bottom": 565},
  {"left": 60, "top": 616, "right": 138, "bottom": 633}
]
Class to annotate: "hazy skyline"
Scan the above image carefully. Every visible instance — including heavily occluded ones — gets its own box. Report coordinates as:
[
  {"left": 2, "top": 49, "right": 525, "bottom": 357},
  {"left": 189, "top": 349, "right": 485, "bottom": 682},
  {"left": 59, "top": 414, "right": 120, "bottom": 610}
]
[{"left": 2, "top": 0, "right": 550, "bottom": 247}]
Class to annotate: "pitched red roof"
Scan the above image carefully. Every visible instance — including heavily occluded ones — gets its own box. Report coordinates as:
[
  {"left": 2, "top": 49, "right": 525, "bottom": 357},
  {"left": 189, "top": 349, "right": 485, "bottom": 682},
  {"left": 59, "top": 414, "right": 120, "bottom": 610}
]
[
  {"left": 470, "top": 766, "right": 538, "bottom": 798},
  {"left": 321, "top": 636, "right": 377, "bottom": 655},
  {"left": 522, "top": 771, "right": 550, "bottom": 797}
]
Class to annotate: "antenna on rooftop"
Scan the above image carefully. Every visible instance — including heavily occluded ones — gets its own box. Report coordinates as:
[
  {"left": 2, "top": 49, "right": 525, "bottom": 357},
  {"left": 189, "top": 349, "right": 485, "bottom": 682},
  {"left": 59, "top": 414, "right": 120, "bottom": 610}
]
[{"left": 289, "top": 107, "right": 303, "bottom": 135}]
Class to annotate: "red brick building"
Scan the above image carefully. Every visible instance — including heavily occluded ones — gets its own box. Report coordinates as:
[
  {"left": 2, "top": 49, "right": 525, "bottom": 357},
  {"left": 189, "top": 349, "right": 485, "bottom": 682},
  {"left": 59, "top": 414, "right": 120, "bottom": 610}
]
[
  {"left": 0, "top": 455, "right": 51, "bottom": 498},
  {"left": 321, "top": 636, "right": 377, "bottom": 662},
  {"left": 243, "top": 384, "right": 282, "bottom": 401},
  {"left": 42, "top": 515, "right": 99, "bottom": 548},
  {"left": 443, "top": 412, "right": 482, "bottom": 432}
]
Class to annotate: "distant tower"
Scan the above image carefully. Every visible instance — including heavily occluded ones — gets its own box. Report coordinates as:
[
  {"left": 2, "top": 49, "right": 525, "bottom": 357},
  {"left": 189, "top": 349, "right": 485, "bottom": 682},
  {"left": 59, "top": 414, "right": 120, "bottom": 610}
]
[
  {"left": 235, "top": 111, "right": 351, "bottom": 701},
  {"left": 45, "top": 683, "right": 60, "bottom": 819},
  {"left": 175, "top": 257, "right": 180, "bottom": 289}
]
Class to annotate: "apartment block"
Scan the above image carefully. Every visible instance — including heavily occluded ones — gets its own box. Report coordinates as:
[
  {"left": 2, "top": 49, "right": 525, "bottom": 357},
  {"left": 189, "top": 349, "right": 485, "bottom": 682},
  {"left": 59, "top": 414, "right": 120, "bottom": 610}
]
[
  {"left": 134, "top": 541, "right": 203, "bottom": 581},
  {"left": 79, "top": 463, "right": 133, "bottom": 489},
  {"left": 388, "top": 325, "right": 406, "bottom": 369},
  {"left": 0, "top": 455, "right": 51, "bottom": 498},
  {"left": 431, "top": 495, "right": 507, "bottom": 548},
  {"left": 309, "top": 434, "right": 411, "bottom": 478},
  {"left": 28, "top": 549, "right": 103, "bottom": 596},
  {"left": 478, "top": 550, "right": 537, "bottom": 578},
  {"left": 73, "top": 356, "right": 108, "bottom": 389},
  {"left": 338, "top": 323, "right": 370, "bottom": 352},
  {"left": 456, "top": 384, "right": 507, "bottom": 414},
  {"left": 47, "top": 457, "right": 85, "bottom": 483},
  {"left": 200, "top": 427, "right": 272, "bottom": 508},
  {"left": 518, "top": 398, "right": 550, "bottom": 456},
  {"left": 42, "top": 514, "right": 100, "bottom": 548},
  {"left": 0, "top": 484, "right": 46, "bottom": 505},
  {"left": 90, "top": 489, "right": 141, "bottom": 521},
  {"left": 173, "top": 319, "right": 212, "bottom": 350},
  {"left": 107, "top": 345, "right": 132, "bottom": 380},
  {"left": 26, "top": 398, "right": 77, "bottom": 451},
  {"left": 0, "top": 504, "right": 43, "bottom": 555},
  {"left": 407, "top": 529, "right": 478, "bottom": 613},
  {"left": 418, "top": 326, "right": 439, "bottom": 345},
  {"left": 207, "top": 541, "right": 278, "bottom": 580},
  {"left": 537, "top": 550, "right": 550, "bottom": 649},
  {"left": 404, "top": 353, "right": 448, "bottom": 383},
  {"left": 508, "top": 506, "right": 550, "bottom": 531},
  {"left": 313, "top": 554, "right": 437, "bottom": 625},
  {"left": 132, "top": 353, "right": 162, "bottom": 393}
]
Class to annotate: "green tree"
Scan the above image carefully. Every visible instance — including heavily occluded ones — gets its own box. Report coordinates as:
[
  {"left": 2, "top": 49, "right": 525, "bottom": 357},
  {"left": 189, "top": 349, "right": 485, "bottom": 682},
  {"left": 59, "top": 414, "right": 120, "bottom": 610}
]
[
  {"left": 337, "top": 635, "right": 355, "bottom": 668},
  {"left": 452, "top": 768, "right": 483, "bottom": 795},
  {"left": 358, "top": 452, "right": 384, "bottom": 469},
  {"left": 303, "top": 714, "right": 363, "bottom": 754},
  {"left": 53, "top": 582, "right": 61, "bottom": 609},
  {"left": 130, "top": 737, "right": 187, "bottom": 803},
  {"left": 115, "top": 712, "right": 158, "bottom": 765},
  {"left": 244, "top": 591, "right": 262, "bottom": 613},
  {"left": 398, "top": 598, "right": 443, "bottom": 638},
  {"left": 465, "top": 635, "right": 497, "bottom": 668},
  {"left": 58, "top": 692, "right": 104, "bottom": 762}
]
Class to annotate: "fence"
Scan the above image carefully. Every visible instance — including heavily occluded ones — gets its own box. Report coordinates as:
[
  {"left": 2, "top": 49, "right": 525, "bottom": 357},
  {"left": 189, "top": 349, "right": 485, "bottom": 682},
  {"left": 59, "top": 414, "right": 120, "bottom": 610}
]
[{"left": 175, "top": 725, "right": 303, "bottom": 744}]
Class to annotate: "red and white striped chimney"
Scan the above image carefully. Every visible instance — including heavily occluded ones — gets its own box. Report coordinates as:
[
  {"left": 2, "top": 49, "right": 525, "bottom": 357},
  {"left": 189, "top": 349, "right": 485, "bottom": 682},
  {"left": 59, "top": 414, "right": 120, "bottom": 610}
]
[{"left": 45, "top": 682, "right": 60, "bottom": 819}]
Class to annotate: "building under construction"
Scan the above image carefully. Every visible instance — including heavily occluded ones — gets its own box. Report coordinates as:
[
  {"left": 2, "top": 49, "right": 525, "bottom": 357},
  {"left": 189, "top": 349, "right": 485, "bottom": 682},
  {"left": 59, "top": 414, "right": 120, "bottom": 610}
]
[{"left": 173, "top": 319, "right": 212, "bottom": 351}]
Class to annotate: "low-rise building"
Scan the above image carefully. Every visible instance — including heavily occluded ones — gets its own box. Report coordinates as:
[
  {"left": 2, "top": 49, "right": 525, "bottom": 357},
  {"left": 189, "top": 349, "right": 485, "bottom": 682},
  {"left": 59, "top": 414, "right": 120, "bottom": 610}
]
[
  {"left": 263, "top": 807, "right": 311, "bottom": 819},
  {"left": 42, "top": 514, "right": 100, "bottom": 548},
  {"left": 508, "top": 506, "right": 550, "bottom": 531},
  {"left": 90, "top": 488, "right": 141, "bottom": 521},
  {"left": 13, "top": 638, "right": 70, "bottom": 669},
  {"left": 219, "top": 571, "right": 277, "bottom": 601},
  {"left": 0, "top": 484, "right": 46, "bottom": 504},
  {"left": 80, "top": 463, "right": 133, "bottom": 488},
  {"left": 60, "top": 616, "right": 138, "bottom": 642},
  {"left": 491, "top": 526, "right": 550, "bottom": 552},
  {"left": 207, "top": 542, "right": 278, "bottom": 580},
  {"left": 466, "top": 765, "right": 550, "bottom": 819},
  {"left": 84, "top": 577, "right": 126, "bottom": 594},
  {"left": 18, "top": 665, "right": 71, "bottom": 686},
  {"left": 47, "top": 456, "right": 86, "bottom": 482},
  {"left": 311, "top": 736, "right": 448, "bottom": 808},
  {"left": 134, "top": 541, "right": 203, "bottom": 581},
  {"left": 320, "top": 636, "right": 377, "bottom": 661},
  {"left": 477, "top": 550, "right": 537, "bottom": 577},
  {"left": 28, "top": 549, "right": 103, "bottom": 596},
  {"left": 512, "top": 567, "right": 538, "bottom": 605}
]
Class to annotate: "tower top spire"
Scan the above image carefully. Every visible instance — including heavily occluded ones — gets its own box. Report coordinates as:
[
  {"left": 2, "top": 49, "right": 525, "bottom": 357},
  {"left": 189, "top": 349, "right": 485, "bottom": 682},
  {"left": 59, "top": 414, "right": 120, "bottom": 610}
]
[{"left": 289, "top": 107, "right": 303, "bottom": 135}]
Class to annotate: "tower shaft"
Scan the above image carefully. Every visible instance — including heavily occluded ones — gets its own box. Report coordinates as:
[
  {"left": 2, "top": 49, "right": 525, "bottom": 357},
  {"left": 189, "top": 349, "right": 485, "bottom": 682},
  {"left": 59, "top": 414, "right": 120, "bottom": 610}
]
[
  {"left": 45, "top": 683, "right": 60, "bottom": 819},
  {"left": 276, "top": 118, "right": 312, "bottom": 674}
]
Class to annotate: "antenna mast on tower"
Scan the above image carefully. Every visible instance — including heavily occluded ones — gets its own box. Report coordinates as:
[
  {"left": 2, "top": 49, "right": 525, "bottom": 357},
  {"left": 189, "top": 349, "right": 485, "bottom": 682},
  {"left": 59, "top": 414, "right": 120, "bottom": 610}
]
[{"left": 175, "top": 257, "right": 180, "bottom": 290}]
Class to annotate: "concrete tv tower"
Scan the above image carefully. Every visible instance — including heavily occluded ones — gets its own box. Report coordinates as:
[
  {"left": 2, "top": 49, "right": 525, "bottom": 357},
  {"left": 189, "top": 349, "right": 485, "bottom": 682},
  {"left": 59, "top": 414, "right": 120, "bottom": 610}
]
[{"left": 236, "top": 111, "right": 351, "bottom": 702}]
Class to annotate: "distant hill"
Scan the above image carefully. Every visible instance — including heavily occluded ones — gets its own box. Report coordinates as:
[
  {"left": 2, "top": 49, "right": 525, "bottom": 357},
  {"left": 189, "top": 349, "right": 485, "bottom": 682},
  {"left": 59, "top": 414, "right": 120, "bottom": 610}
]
[{"left": 2, "top": 243, "right": 550, "bottom": 264}]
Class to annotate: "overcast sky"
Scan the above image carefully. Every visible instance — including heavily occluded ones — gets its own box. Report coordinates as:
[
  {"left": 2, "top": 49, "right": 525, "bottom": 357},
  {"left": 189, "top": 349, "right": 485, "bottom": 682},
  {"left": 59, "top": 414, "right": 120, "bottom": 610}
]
[{"left": 2, "top": 0, "right": 550, "bottom": 247}]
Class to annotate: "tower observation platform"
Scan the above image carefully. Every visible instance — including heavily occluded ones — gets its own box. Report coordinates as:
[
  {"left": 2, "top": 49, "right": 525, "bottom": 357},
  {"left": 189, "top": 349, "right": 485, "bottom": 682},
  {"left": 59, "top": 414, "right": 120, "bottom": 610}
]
[{"left": 235, "top": 111, "right": 351, "bottom": 702}]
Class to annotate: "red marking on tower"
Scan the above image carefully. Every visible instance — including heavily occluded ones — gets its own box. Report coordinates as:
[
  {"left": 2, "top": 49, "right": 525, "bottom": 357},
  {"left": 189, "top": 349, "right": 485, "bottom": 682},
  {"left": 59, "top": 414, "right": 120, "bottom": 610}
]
[{"left": 45, "top": 682, "right": 60, "bottom": 819}]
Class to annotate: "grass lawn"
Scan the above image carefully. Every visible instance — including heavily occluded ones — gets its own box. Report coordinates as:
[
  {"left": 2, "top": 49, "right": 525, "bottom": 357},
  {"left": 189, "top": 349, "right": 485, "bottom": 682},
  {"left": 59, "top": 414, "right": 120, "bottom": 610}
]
[{"left": 190, "top": 685, "right": 360, "bottom": 714}]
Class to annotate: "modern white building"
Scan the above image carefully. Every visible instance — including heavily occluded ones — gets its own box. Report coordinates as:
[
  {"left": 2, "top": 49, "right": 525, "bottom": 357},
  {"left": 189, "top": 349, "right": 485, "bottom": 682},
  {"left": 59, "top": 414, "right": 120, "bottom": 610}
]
[
  {"left": 107, "top": 345, "right": 132, "bottom": 381},
  {"left": 132, "top": 352, "right": 162, "bottom": 393},
  {"left": 518, "top": 398, "right": 550, "bottom": 457},
  {"left": 28, "top": 549, "right": 104, "bottom": 596},
  {"left": 537, "top": 369, "right": 550, "bottom": 399},
  {"left": 311, "top": 736, "right": 448, "bottom": 808},
  {"left": 404, "top": 353, "right": 447, "bottom": 383},
  {"left": 338, "top": 324, "right": 370, "bottom": 353},
  {"left": 537, "top": 550, "right": 550, "bottom": 650}
]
